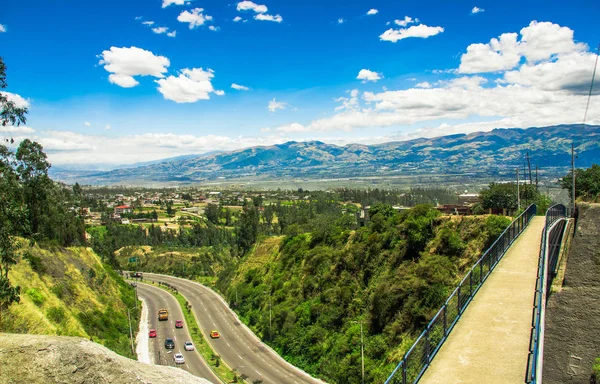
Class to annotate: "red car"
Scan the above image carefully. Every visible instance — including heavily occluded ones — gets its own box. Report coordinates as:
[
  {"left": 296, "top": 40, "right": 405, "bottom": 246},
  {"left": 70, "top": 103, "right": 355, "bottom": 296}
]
[
  {"left": 175, "top": 320, "right": 184, "bottom": 329},
  {"left": 149, "top": 329, "right": 157, "bottom": 338}
]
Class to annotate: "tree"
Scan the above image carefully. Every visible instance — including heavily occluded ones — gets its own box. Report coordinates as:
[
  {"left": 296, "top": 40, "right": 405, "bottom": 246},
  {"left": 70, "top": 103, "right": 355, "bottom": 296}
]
[
  {"left": 0, "top": 58, "right": 27, "bottom": 328},
  {"left": 166, "top": 200, "right": 174, "bottom": 216},
  {"left": 0, "top": 57, "right": 28, "bottom": 130},
  {"left": 561, "top": 164, "right": 600, "bottom": 201},
  {"left": 205, "top": 203, "right": 220, "bottom": 225}
]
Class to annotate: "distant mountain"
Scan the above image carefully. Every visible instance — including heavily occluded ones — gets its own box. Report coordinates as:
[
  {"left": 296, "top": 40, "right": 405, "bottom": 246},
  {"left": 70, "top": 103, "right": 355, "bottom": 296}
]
[{"left": 66, "top": 124, "right": 600, "bottom": 185}]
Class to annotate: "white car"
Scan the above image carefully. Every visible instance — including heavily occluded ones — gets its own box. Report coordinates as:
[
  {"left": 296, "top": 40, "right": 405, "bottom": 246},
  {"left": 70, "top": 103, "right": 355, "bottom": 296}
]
[
  {"left": 184, "top": 341, "right": 194, "bottom": 351},
  {"left": 174, "top": 353, "right": 185, "bottom": 364}
]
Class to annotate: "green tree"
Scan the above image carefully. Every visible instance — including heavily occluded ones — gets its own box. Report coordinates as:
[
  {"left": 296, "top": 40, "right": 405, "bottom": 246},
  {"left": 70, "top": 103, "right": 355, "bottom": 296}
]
[
  {"left": 1, "top": 57, "right": 28, "bottom": 130},
  {"left": 561, "top": 164, "right": 600, "bottom": 201},
  {"left": 205, "top": 203, "right": 220, "bottom": 225},
  {"left": 165, "top": 200, "right": 174, "bottom": 216}
]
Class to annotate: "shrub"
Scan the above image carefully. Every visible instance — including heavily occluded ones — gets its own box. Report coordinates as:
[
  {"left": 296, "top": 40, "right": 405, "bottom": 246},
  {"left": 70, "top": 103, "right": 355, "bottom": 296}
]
[
  {"left": 23, "top": 252, "right": 45, "bottom": 274},
  {"left": 47, "top": 306, "right": 66, "bottom": 324},
  {"left": 26, "top": 288, "right": 45, "bottom": 307}
]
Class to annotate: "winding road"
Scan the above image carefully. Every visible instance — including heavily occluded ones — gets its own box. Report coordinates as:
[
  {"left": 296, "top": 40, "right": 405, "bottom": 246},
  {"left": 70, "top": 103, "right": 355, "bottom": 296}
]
[
  {"left": 135, "top": 282, "right": 222, "bottom": 384},
  {"left": 140, "top": 272, "right": 325, "bottom": 384}
]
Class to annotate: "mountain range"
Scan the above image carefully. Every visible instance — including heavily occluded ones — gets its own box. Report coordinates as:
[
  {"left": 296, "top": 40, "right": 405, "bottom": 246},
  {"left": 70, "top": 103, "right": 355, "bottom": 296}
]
[{"left": 61, "top": 124, "right": 600, "bottom": 186}]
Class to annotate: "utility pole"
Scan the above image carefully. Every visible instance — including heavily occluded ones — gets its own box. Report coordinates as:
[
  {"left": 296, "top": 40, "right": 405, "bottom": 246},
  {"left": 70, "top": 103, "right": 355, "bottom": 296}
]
[
  {"left": 516, "top": 168, "right": 521, "bottom": 212},
  {"left": 526, "top": 151, "right": 533, "bottom": 184},
  {"left": 572, "top": 143, "right": 576, "bottom": 214},
  {"left": 360, "top": 320, "right": 365, "bottom": 384},
  {"left": 127, "top": 308, "right": 135, "bottom": 355},
  {"left": 535, "top": 165, "right": 539, "bottom": 193}
]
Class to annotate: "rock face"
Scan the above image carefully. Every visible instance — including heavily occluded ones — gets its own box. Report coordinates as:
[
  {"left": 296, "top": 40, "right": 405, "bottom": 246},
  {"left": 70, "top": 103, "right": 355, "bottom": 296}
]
[
  {"left": 0, "top": 333, "right": 212, "bottom": 384},
  {"left": 542, "top": 203, "right": 600, "bottom": 383}
]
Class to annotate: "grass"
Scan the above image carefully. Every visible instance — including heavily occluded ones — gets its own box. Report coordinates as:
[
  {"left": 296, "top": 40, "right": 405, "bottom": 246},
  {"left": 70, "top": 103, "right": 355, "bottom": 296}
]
[
  {"left": 4, "top": 241, "right": 139, "bottom": 359},
  {"left": 149, "top": 281, "right": 240, "bottom": 383}
]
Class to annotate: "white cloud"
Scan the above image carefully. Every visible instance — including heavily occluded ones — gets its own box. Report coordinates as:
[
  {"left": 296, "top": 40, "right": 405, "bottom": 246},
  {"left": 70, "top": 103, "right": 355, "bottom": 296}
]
[
  {"left": 231, "top": 83, "right": 250, "bottom": 91},
  {"left": 458, "top": 21, "right": 588, "bottom": 74},
  {"left": 503, "top": 51, "right": 597, "bottom": 93},
  {"left": 415, "top": 81, "right": 432, "bottom": 88},
  {"left": 215, "top": 90, "right": 225, "bottom": 96},
  {"left": 162, "top": 0, "right": 191, "bottom": 8},
  {"left": 366, "top": 9, "right": 378, "bottom": 16},
  {"left": 356, "top": 69, "right": 382, "bottom": 82},
  {"left": 1, "top": 92, "right": 30, "bottom": 108},
  {"left": 380, "top": 24, "right": 444, "bottom": 42},
  {"left": 99, "top": 46, "right": 170, "bottom": 88},
  {"left": 84, "top": 122, "right": 91, "bottom": 127},
  {"left": 0, "top": 125, "right": 35, "bottom": 134},
  {"left": 233, "top": 16, "right": 244, "bottom": 22},
  {"left": 155, "top": 68, "right": 219, "bottom": 103},
  {"left": 152, "top": 27, "right": 169, "bottom": 34},
  {"left": 177, "top": 8, "right": 213, "bottom": 29},
  {"left": 167, "top": 30, "right": 177, "bottom": 37},
  {"left": 142, "top": 21, "right": 155, "bottom": 26},
  {"left": 0, "top": 24, "right": 7, "bottom": 33},
  {"left": 458, "top": 33, "right": 521, "bottom": 73},
  {"left": 208, "top": 25, "right": 220, "bottom": 32},
  {"left": 237, "top": 1, "right": 268, "bottom": 13},
  {"left": 471, "top": 7, "right": 484, "bottom": 14},
  {"left": 268, "top": 98, "right": 287, "bottom": 112},
  {"left": 337, "top": 18, "right": 345, "bottom": 24},
  {"left": 20, "top": 130, "right": 292, "bottom": 166},
  {"left": 334, "top": 89, "right": 360, "bottom": 112},
  {"left": 394, "top": 16, "right": 415, "bottom": 27},
  {"left": 105, "top": 125, "right": 111, "bottom": 131},
  {"left": 255, "top": 13, "right": 282, "bottom": 22},
  {"left": 135, "top": 16, "right": 143, "bottom": 21}
]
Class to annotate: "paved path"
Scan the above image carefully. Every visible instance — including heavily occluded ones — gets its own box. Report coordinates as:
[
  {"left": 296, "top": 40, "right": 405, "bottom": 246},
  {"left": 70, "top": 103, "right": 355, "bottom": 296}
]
[{"left": 421, "top": 216, "right": 545, "bottom": 384}]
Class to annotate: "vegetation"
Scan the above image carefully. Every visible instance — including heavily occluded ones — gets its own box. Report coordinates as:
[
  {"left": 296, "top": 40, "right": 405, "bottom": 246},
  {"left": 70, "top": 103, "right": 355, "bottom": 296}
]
[
  {"left": 592, "top": 357, "right": 600, "bottom": 384},
  {"left": 479, "top": 182, "right": 551, "bottom": 213},
  {"left": 217, "top": 204, "right": 511, "bottom": 383},
  {"left": 561, "top": 164, "right": 600, "bottom": 202},
  {"left": 4, "top": 242, "right": 139, "bottom": 358}
]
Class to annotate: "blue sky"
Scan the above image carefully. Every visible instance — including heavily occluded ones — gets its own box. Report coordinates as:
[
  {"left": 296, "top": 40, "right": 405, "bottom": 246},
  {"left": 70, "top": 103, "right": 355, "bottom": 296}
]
[{"left": 1, "top": 0, "right": 599, "bottom": 166}]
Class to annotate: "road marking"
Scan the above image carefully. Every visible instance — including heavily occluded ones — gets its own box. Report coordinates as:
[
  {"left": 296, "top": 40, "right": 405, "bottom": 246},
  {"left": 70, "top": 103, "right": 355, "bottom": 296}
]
[
  {"left": 238, "top": 354, "right": 243, "bottom": 360},
  {"left": 226, "top": 342, "right": 231, "bottom": 347},
  {"left": 254, "top": 369, "right": 263, "bottom": 377}
]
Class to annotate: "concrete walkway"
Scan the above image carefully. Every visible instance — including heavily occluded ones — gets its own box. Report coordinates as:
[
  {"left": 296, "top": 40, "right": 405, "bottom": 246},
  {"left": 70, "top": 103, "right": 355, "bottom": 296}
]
[{"left": 420, "top": 216, "right": 545, "bottom": 384}]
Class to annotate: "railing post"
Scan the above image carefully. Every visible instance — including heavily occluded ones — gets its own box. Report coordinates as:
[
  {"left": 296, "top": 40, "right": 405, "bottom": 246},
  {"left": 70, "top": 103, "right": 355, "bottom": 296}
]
[
  {"left": 457, "top": 286, "right": 461, "bottom": 313},
  {"left": 443, "top": 305, "right": 447, "bottom": 336},
  {"left": 469, "top": 271, "right": 473, "bottom": 296},
  {"left": 425, "top": 328, "right": 430, "bottom": 364},
  {"left": 402, "top": 358, "right": 407, "bottom": 384}
]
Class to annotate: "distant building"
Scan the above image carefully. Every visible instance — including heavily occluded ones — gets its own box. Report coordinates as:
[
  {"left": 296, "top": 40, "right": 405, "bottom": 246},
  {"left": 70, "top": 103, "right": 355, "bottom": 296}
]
[
  {"left": 458, "top": 194, "right": 480, "bottom": 205},
  {"left": 114, "top": 205, "right": 132, "bottom": 215}
]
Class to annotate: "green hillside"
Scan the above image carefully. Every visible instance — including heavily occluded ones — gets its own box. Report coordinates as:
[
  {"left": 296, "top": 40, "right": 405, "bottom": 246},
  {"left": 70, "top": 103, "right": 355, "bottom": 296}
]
[
  {"left": 2, "top": 241, "right": 139, "bottom": 358},
  {"left": 217, "top": 206, "right": 512, "bottom": 383}
]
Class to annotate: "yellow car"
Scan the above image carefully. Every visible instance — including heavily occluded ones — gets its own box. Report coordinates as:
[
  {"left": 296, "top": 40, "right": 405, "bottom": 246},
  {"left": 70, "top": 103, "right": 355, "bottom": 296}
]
[{"left": 210, "top": 330, "right": 220, "bottom": 339}]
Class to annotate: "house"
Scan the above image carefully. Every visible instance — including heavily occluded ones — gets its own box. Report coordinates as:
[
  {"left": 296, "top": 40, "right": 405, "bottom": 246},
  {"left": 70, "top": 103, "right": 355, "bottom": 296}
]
[
  {"left": 458, "top": 194, "right": 480, "bottom": 205},
  {"left": 114, "top": 205, "right": 132, "bottom": 215}
]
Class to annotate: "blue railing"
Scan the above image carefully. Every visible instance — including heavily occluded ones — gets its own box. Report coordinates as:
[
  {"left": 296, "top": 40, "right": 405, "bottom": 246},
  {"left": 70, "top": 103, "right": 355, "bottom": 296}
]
[
  {"left": 386, "top": 204, "right": 537, "bottom": 384},
  {"left": 525, "top": 204, "right": 568, "bottom": 383}
]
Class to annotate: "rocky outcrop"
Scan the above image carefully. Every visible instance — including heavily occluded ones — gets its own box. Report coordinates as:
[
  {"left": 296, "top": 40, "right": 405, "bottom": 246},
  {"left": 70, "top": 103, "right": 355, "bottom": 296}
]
[{"left": 0, "top": 333, "right": 212, "bottom": 384}]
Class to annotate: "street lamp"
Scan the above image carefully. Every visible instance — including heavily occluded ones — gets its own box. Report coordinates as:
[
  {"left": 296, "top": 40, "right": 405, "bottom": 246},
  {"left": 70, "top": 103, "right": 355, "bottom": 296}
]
[{"left": 352, "top": 320, "right": 365, "bottom": 384}]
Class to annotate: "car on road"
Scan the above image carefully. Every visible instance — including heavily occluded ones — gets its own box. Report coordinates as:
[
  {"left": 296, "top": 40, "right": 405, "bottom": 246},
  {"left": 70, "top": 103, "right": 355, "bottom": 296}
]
[
  {"left": 175, "top": 320, "right": 184, "bottom": 329},
  {"left": 210, "top": 330, "right": 220, "bottom": 339},
  {"left": 164, "top": 337, "right": 175, "bottom": 349},
  {"left": 148, "top": 329, "right": 157, "bottom": 338},
  {"left": 184, "top": 341, "right": 194, "bottom": 351},
  {"left": 174, "top": 353, "right": 185, "bottom": 364}
]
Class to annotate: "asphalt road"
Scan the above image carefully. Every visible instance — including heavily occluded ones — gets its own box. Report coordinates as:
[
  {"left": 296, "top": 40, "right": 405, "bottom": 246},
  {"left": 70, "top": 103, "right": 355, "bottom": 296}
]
[
  {"left": 140, "top": 273, "right": 325, "bottom": 384},
  {"left": 135, "top": 282, "right": 222, "bottom": 384}
]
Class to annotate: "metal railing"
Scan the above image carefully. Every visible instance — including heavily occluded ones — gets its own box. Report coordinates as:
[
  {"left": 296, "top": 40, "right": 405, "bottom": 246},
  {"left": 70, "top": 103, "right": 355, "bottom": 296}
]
[
  {"left": 525, "top": 204, "right": 568, "bottom": 383},
  {"left": 386, "top": 204, "right": 537, "bottom": 384}
]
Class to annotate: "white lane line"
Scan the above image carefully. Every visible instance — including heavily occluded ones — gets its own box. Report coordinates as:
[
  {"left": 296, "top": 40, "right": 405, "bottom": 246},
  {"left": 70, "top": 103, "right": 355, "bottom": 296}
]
[
  {"left": 226, "top": 342, "right": 231, "bottom": 347},
  {"left": 238, "top": 354, "right": 243, "bottom": 360},
  {"left": 136, "top": 296, "right": 151, "bottom": 364},
  {"left": 255, "top": 369, "right": 264, "bottom": 377}
]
